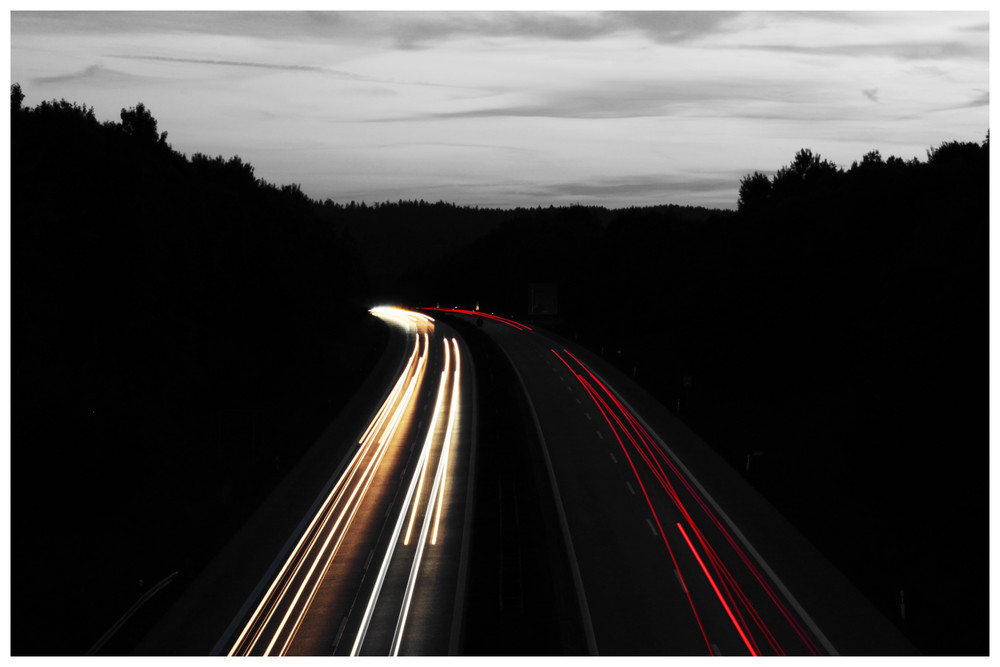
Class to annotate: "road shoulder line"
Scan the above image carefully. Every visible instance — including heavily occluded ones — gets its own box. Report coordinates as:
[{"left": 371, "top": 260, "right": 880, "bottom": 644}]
[{"left": 498, "top": 344, "right": 599, "bottom": 656}]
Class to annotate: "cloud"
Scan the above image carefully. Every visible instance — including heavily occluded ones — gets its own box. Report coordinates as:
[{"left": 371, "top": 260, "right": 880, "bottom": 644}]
[
  {"left": 965, "top": 89, "right": 989, "bottom": 108},
  {"left": 409, "top": 76, "right": 827, "bottom": 123},
  {"left": 33, "top": 63, "right": 104, "bottom": 84},
  {"left": 528, "top": 172, "right": 741, "bottom": 200},
  {"left": 117, "top": 54, "right": 333, "bottom": 75},
  {"left": 13, "top": 11, "right": 743, "bottom": 50},
  {"left": 943, "top": 89, "right": 989, "bottom": 110},
  {"left": 862, "top": 88, "right": 880, "bottom": 103},
  {"left": 739, "top": 40, "right": 987, "bottom": 62},
  {"left": 30, "top": 63, "right": 142, "bottom": 87}
]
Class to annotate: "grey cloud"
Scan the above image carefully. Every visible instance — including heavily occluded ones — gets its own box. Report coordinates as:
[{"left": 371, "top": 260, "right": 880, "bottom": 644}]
[
  {"left": 13, "top": 10, "right": 742, "bottom": 49},
  {"left": 741, "top": 40, "right": 987, "bottom": 61},
  {"left": 938, "top": 89, "right": 989, "bottom": 111},
  {"left": 118, "top": 54, "right": 332, "bottom": 75},
  {"left": 965, "top": 90, "right": 989, "bottom": 108},
  {"left": 30, "top": 63, "right": 144, "bottom": 87},
  {"left": 348, "top": 11, "right": 744, "bottom": 50},
  {"left": 412, "top": 78, "right": 819, "bottom": 122},
  {"left": 33, "top": 63, "right": 104, "bottom": 84},
  {"left": 528, "top": 172, "right": 741, "bottom": 199}
]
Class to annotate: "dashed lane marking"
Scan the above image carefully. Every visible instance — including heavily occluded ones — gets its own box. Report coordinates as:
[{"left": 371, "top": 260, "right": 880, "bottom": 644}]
[
  {"left": 674, "top": 569, "right": 688, "bottom": 593},
  {"left": 646, "top": 518, "right": 658, "bottom": 537}
]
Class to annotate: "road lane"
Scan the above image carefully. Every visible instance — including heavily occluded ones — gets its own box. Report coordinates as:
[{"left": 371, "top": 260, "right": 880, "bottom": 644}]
[
  {"left": 223, "top": 307, "right": 475, "bottom": 656},
  {"left": 432, "top": 308, "right": 846, "bottom": 656}
]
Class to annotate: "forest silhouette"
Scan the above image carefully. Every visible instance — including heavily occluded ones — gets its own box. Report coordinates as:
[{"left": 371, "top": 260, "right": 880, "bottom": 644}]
[{"left": 11, "top": 84, "right": 987, "bottom": 656}]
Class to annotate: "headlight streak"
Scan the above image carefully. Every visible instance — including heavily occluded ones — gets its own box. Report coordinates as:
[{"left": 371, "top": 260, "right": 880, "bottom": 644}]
[
  {"left": 554, "top": 346, "right": 826, "bottom": 656},
  {"left": 351, "top": 337, "right": 463, "bottom": 656},
  {"left": 390, "top": 337, "right": 462, "bottom": 656},
  {"left": 370, "top": 305, "right": 436, "bottom": 327},
  {"left": 264, "top": 333, "right": 430, "bottom": 656},
  {"left": 228, "top": 314, "right": 431, "bottom": 656},
  {"left": 432, "top": 338, "right": 461, "bottom": 545},
  {"left": 405, "top": 338, "right": 451, "bottom": 546}
]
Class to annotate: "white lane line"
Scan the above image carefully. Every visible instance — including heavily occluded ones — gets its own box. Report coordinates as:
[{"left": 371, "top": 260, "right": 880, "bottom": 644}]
[
  {"left": 595, "top": 431, "right": 603, "bottom": 440},
  {"left": 584, "top": 413, "right": 592, "bottom": 421},
  {"left": 625, "top": 481, "right": 635, "bottom": 495},
  {"left": 646, "top": 518, "right": 658, "bottom": 537},
  {"left": 499, "top": 347, "right": 598, "bottom": 655},
  {"left": 608, "top": 452, "right": 617, "bottom": 464},
  {"left": 674, "top": 569, "right": 688, "bottom": 593},
  {"left": 575, "top": 398, "right": 582, "bottom": 405}
]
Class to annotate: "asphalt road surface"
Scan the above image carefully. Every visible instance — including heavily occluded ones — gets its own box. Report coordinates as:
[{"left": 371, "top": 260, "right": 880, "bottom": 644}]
[
  {"left": 228, "top": 307, "right": 475, "bottom": 656},
  {"left": 427, "top": 307, "right": 915, "bottom": 656}
]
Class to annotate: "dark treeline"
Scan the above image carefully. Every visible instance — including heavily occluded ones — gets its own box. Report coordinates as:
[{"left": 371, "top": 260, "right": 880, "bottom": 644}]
[
  {"left": 391, "top": 142, "right": 988, "bottom": 655},
  {"left": 10, "top": 86, "right": 387, "bottom": 655},
  {"left": 11, "top": 82, "right": 987, "bottom": 657}
]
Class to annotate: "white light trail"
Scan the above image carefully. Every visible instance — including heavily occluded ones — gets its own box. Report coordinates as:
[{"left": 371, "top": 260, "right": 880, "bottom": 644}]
[
  {"left": 391, "top": 338, "right": 462, "bottom": 655},
  {"left": 351, "top": 338, "right": 464, "bottom": 656},
  {"left": 405, "top": 338, "right": 450, "bottom": 545},
  {"left": 228, "top": 310, "right": 432, "bottom": 656}
]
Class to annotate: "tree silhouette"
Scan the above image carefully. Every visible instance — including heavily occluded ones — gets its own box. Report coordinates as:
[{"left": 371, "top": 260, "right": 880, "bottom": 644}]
[
  {"left": 120, "top": 102, "right": 167, "bottom": 146},
  {"left": 737, "top": 171, "right": 771, "bottom": 214},
  {"left": 11, "top": 82, "right": 24, "bottom": 113}
]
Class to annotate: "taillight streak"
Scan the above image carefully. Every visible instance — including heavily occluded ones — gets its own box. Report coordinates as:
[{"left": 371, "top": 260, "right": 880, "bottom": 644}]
[
  {"left": 553, "top": 347, "right": 826, "bottom": 656},
  {"left": 677, "top": 522, "right": 758, "bottom": 656},
  {"left": 420, "top": 306, "right": 532, "bottom": 331},
  {"left": 560, "top": 348, "right": 821, "bottom": 656},
  {"left": 551, "top": 349, "right": 714, "bottom": 655}
]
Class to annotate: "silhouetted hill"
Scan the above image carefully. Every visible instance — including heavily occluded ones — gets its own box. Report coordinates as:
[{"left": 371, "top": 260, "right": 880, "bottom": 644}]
[{"left": 11, "top": 85, "right": 383, "bottom": 655}]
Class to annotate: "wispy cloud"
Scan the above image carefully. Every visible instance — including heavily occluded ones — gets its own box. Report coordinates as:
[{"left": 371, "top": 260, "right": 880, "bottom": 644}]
[
  {"left": 13, "top": 10, "right": 743, "bottom": 50},
  {"left": 33, "top": 63, "right": 103, "bottom": 84},
  {"left": 118, "top": 54, "right": 331, "bottom": 75},
  {"left": 738, "top": 40, "right": 987, "bottom": 61},
  {"left": 31, "top": 63, "right": 142, "bottom": 87},
  {"left": 946, "top": 89, "right": 989, "bottom": 110}
]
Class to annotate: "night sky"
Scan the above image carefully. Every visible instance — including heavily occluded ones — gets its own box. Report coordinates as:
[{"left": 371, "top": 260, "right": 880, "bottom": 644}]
[{"left": 8, "top": 7, "right": 989, "bottom": 209}]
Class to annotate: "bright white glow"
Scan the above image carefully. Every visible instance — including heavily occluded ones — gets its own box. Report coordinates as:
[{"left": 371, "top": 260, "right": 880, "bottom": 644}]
[
  {"left": 432, "top": 338, "right": 461, "bottom": 545},
  {"left": 229, "top": 310, "right": 431, "bottom": 656},
  {"left": 405, "top": 337, "right": 450, "bottom": 545},
  {"left": 349, "top": 392, "right": 441, "bottom": 655},
  {"left": 263, "top": 333, "right": 429, "bottom": 656},
  {"left": 351, "top": 333, "right": 467, "bottom": 656},
  {"left": 391, "top": 338, "right": 463, "bottom": 655}
]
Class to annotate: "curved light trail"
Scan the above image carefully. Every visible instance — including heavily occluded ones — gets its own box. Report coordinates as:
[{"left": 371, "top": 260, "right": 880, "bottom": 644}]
[
  {"left": 351, "top": 336, "right": 463, "bottom": 656},
  {"left": 226, "top": 306, "right": 469, "bottom": 657}
]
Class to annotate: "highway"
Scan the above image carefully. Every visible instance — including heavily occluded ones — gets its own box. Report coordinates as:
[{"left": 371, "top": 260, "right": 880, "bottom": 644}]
[
  {"left": 221, "top": 307, "right": 475, "bottom": 656},
  {"left": 425, "top": 307, "right": 911, "bottom": 656},
  {"left": 137, "top": 304, "right": 913, "bottom": 656}
]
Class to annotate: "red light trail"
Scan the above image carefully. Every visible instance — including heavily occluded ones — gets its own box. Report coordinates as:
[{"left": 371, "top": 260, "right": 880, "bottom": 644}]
[{"left": 553, "top": 346, "right": 824, "bottom": 656}]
